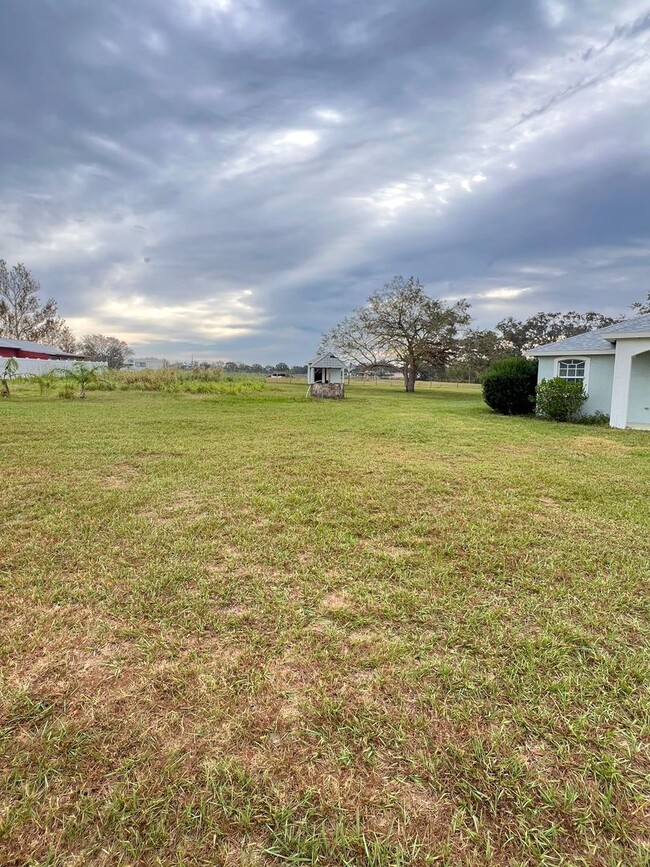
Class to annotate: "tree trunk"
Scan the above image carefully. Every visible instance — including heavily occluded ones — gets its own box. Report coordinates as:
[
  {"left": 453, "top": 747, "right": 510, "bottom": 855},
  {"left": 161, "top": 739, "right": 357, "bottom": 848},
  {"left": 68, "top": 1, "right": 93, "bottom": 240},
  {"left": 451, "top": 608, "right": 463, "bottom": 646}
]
[
  {"left": 403, "top": 359, "right": 417, "bottom": 392},
  {"left": 406, "top": 366, "right": 416, "bottom": 392}
]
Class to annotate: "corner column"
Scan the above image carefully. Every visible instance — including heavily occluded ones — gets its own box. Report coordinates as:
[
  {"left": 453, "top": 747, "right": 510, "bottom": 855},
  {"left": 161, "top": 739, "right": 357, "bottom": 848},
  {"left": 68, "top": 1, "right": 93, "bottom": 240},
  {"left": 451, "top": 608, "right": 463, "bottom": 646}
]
[{"left": 609, "top": 342, "right": 634, "bottom": 429}]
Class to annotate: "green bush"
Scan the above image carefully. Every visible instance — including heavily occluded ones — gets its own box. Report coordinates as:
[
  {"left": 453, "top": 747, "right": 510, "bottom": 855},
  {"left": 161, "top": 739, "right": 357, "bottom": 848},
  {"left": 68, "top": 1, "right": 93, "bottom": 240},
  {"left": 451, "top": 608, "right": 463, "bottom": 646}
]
[
  {"left": 574, "top": 410, "right": 610, "bottom": 426},
  {"left": 482, "top": 356, "right": 538, "bottom": 415},
  {"left": 536, "top": 377, "right": 588, "bottom": 422}
]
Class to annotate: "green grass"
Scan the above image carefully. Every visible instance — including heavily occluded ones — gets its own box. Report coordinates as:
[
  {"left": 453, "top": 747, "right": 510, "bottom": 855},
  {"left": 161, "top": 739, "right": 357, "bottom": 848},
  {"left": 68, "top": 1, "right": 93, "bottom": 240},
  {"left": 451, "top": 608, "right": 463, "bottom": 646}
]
[{"left": 1, "top": 380, "right": 649, "bottom": 866}]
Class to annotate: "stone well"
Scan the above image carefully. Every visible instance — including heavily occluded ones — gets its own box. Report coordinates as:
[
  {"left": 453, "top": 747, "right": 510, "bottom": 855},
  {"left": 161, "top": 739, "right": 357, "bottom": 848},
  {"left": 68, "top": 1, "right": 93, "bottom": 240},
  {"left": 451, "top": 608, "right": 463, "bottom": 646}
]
[{"left": 310, "top": 382, "right": 344, "bottom": 399}]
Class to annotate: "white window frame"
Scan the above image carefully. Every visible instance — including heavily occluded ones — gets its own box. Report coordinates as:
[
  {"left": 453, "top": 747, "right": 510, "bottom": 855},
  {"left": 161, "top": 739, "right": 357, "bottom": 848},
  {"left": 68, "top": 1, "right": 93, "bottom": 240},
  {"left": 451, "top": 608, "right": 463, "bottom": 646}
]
[{"left": 555, "top": 356, "right": 590, "bottom": 391}]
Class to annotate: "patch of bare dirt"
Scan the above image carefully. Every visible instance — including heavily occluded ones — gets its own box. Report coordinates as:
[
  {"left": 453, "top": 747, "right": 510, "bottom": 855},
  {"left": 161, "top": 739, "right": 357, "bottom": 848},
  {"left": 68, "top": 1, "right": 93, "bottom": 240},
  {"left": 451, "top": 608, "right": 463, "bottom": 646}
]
[
  {"left": 321, "top": 591, "right": 350, "bottom": 612},
  {"left": 139, "top": 490, "right": 211, "bottom": 524}
]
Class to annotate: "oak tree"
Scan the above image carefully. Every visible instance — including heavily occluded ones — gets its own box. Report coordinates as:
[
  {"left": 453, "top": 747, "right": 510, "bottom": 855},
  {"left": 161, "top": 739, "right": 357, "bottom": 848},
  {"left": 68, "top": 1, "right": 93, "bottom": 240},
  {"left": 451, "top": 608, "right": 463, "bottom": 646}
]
[{"left": 321, "top": 276, "right": 470, "bottom": 392}]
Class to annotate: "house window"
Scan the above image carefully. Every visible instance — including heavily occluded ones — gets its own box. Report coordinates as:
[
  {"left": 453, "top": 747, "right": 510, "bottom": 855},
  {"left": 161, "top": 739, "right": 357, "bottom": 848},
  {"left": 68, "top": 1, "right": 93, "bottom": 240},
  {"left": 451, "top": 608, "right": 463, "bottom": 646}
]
[{"left": 557, "top": 358, "right": 586, "bottom": 383}]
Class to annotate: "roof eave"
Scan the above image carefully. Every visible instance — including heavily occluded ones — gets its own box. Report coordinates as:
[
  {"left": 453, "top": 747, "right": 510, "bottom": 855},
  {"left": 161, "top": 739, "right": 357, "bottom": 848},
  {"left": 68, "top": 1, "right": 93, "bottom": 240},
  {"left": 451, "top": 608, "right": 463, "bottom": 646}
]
[
  {"left": 600, "top": 331, "right": 650, "bottom": 341},
  {"left": 528, "top": 348, "right": 616, "bottom": 357}
]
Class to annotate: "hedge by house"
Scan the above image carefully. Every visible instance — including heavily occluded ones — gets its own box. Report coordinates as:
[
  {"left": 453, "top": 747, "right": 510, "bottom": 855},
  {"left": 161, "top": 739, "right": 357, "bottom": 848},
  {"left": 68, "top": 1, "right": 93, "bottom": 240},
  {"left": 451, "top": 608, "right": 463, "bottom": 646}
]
[{"left": 482, "top": 356, "right": 538, "bottom": 415}]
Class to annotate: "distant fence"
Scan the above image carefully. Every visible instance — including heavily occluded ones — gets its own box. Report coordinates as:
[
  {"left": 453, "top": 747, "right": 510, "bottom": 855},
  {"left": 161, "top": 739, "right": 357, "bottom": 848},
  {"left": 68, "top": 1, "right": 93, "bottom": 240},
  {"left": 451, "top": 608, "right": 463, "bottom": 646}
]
[{"left": 14, "top": 359, "right": 108, "bottom": 376}]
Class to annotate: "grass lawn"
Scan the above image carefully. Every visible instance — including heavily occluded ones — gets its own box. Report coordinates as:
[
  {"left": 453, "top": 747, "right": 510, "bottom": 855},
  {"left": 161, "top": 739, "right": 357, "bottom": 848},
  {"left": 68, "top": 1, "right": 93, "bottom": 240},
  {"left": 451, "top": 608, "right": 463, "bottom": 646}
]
[{"left": 1, "top": 380, "right": 649, "bottom": 866}]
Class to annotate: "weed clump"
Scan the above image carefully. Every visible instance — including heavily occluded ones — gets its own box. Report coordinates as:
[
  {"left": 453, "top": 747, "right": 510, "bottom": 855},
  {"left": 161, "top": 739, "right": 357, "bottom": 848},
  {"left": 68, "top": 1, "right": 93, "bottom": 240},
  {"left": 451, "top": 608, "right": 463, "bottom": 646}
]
[{"left": 85, "top": 368, "right": 265, "bottom": 395}]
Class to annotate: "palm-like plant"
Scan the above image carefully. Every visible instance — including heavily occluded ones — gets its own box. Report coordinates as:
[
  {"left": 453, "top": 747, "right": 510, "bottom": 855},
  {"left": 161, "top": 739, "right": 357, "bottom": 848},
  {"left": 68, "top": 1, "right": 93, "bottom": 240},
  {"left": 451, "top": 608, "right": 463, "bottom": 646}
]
[
  {"left": 1, "top": 357, "right": 19, "bottom": 398},
  {"left": 31, "top": 370, "right": 57, "bottom": 396},
  {"left": 63, "top": 362, "right": 99, "bottom": 398}
]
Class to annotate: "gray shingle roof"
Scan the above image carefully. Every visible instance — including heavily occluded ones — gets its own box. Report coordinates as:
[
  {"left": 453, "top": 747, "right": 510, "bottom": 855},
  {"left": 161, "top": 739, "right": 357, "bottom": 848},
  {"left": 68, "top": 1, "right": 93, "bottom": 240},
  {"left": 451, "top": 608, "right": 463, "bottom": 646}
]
[
  {"left": 308, "top": 353, "right": 346, "bottom": 368},
  {"left": 528, "top": 313, "right": 650, "bottom": 356}
]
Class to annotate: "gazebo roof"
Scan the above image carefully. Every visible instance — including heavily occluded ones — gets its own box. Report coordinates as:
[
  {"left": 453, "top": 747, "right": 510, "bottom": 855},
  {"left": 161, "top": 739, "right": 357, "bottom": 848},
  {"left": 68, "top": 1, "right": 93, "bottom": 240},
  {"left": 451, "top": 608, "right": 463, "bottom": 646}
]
[
  {"left": 308, "top": 353, "right": 346, "bottom": 368},
  {"left": 0, "top": 337, "right": 83, "bottom": 360}
]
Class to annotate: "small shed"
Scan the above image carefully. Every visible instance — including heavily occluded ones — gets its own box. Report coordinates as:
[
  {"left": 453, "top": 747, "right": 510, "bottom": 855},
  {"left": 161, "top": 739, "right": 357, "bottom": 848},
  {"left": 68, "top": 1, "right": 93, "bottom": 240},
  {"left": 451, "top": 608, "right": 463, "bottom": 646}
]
[{"left": 307, "top": 353, "right": 345, "bottom": 399}]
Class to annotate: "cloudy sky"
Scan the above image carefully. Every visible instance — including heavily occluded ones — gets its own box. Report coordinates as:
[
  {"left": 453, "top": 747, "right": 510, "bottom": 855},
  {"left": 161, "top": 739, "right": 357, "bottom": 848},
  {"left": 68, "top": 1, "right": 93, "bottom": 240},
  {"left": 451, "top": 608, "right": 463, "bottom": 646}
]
[{"left": 1, "top": 0, "right": 649, "bottom": 362}]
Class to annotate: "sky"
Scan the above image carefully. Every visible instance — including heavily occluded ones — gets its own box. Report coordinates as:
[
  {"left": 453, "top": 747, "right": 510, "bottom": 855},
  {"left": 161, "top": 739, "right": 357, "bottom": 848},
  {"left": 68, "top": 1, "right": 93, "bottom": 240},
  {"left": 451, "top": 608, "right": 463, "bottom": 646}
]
[{"left": 1, "top": 0, "right": 649, "bottom": 363}]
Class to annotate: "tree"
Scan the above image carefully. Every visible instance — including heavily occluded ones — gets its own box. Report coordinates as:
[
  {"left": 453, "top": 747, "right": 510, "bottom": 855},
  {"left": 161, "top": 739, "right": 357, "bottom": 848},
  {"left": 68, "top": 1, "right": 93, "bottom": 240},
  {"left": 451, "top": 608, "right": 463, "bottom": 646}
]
[
  {"left": 447, "top": 329, "right": 515, "bottom": 382},
  {"left": 64, "top": 362, "right": 99, "bottom": 398},
  {"left": 79, "top": 334, "right": 133, "bottom": 369},
  {"left": 275, "top": 362, "right": 290, "bottom": 371},
  {"left": 496, "top": 311, "right": 622, "bottom": 354},
  {"left": 223, "top": 361, "right": 239, "bottom": 373},
  {"left": 320, "top": 276, "right": 470, "bottom": 392},
  {"left": 631, "top": 293, "right": 650, "bottom": 315},
  {"left": 0, "top": 260, "right": 67, "bottom": 343},
  {"left": 1, "top": 357, "right": 19, "bottom": 398},
  {"left": 53, "top": 324, "right": 78, "bottom": 353}
]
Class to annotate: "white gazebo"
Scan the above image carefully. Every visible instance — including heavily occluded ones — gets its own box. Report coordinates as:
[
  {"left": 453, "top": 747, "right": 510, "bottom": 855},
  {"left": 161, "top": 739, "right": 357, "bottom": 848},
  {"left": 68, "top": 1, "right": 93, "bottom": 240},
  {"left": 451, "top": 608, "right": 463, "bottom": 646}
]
[{"left": 307, "top": 353, "right": 346, "bottom": 398}]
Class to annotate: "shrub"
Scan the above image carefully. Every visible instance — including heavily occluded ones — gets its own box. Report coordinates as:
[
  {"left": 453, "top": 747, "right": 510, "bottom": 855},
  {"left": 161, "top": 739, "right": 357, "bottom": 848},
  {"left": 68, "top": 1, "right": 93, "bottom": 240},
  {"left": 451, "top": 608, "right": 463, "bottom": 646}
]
[
  {"left": 482, "top": 356, "right": 538, "bottom": 415},
  {"left": 536, "top": 377, "right": 588, "bottom": 422},
  {"left": 574, "top": 410, "right": 610, "bottom": 426}
]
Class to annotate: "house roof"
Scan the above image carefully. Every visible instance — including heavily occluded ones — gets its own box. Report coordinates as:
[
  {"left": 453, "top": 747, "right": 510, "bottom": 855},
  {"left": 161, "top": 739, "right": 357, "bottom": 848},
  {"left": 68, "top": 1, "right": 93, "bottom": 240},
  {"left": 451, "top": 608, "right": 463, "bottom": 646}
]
[
  {"left": 0, "top": 337, "right": 83, "bottom": 360},
  {"left": 528, "top": 313, "right": 650, "bottom": 356},
  {"left": 308, "top": 352, "right": 346, "bottom": 368}
]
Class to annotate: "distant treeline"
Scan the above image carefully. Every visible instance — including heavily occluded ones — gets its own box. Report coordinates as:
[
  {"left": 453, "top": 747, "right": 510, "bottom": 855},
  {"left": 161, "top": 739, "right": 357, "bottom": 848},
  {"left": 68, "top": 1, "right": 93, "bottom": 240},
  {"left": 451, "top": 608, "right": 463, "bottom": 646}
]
[{"left": 168, "top": 361, "right": 308, "bottom": 375}]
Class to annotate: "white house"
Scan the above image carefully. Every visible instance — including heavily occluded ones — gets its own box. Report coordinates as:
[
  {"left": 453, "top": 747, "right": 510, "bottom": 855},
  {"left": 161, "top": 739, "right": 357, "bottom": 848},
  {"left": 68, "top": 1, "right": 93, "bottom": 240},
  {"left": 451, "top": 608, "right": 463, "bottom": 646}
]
[
  {"left": 124, "top": 356, "right": 166, "bottom": 371},
  {"left": 529, "top": 313, "right": 650, "bottom": 430}
]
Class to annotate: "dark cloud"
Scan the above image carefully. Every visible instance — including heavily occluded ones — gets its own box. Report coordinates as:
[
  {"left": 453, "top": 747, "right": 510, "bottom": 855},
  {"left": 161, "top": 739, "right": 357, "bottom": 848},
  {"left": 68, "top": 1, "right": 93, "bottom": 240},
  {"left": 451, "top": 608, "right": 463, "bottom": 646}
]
[{"left": 1, "top": 0, "right": 649, "bottom": 361}]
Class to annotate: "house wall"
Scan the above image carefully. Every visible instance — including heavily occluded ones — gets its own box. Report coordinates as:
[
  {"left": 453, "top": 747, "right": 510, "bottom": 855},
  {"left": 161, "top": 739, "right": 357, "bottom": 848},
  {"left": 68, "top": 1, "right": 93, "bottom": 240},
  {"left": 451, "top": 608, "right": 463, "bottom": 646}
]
[
  {"left": 627, "top": 350, "right": 650, "bottom": 427},
  {"left": 537, "top": 355, "right": 615, "bottom": 416}
]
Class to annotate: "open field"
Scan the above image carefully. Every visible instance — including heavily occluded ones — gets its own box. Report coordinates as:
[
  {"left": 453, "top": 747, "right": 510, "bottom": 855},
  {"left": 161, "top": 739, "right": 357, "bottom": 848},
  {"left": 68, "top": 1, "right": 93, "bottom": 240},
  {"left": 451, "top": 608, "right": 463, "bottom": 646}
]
[{"left": 1, "top": 381, "right": 649, "bottom": 866}]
